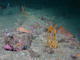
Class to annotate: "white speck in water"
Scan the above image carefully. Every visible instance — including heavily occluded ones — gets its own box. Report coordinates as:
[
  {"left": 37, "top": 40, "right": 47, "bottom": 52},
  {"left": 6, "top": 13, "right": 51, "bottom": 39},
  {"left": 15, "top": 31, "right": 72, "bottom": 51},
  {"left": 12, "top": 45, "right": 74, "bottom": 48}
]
[
  {"left": 3, "top": 55, "right": 4, "bottom": 57},
  {"left": 5, "top": 29, "right": 7, "bottom": 30},
  {"left": 16, "top": 54, "right": 18, "bottom": 56},
  {"left": 27, "top": 55, "right": 30, "bottom": 57},
  {"left": 34, "top": 57, "right": 37, "bottom": 60},
  {"left": 67, "top": 54, "right": 69, "bottom": 56},
  {"left": 42, "top": 56, "right": 45, "bottom": 58},
  {"left": 7, "top": 33, "right": 10, "bottom": 36},
  {"left": 21, "top": 53, "right": 25, "bottom": 55},
  {"left": 1, "top": 56, "right": 3, "bottom": 58},
  {"left": 54, "top": 55, "right": 56, "bottom": 56}
]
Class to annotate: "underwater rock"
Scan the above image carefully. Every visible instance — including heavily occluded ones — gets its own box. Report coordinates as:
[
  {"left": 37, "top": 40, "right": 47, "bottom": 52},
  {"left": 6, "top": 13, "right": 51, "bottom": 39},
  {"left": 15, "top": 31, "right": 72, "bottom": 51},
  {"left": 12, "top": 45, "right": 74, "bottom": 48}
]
[
  {"left": 3, "top": 29, "right": 34, "bottom": 51},
  {"left": 4, "top": 44, "right": 12, "bottom": 50},
  {"left": 70, "top": 55, "right": 78, "bottom": 60},
  {"left": 56, "top": 26, "right": 73, "bottom": 38},
  {"left": 22, "top": 45, "right": 27, "bottom": 50}
]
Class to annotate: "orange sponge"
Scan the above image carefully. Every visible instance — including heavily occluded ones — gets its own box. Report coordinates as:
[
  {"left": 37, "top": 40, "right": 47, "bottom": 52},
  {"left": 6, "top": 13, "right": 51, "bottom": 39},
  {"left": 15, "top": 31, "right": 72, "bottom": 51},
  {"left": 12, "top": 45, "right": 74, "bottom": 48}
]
[{"left": 17, "top": 27, "right": 31, "bottom": 33}]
